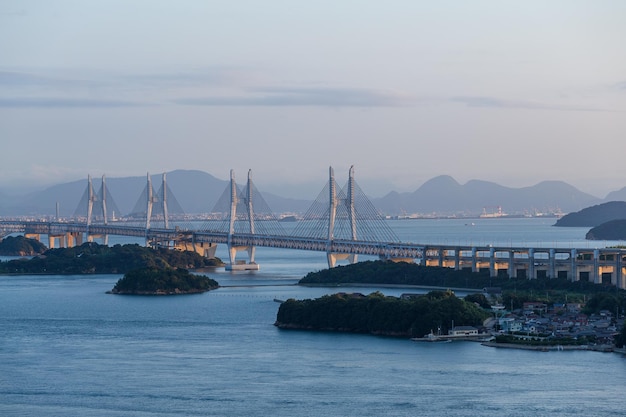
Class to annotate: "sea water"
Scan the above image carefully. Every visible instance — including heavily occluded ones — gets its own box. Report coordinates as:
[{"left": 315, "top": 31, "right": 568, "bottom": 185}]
[{"left": 1, "top": 218, "right": 625, "bottom": 416}]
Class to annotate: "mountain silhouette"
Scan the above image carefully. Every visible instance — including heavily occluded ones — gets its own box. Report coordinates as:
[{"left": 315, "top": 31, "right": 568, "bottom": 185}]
[{"left": 0, "top": 171, "right": 619, "bottom": 217}]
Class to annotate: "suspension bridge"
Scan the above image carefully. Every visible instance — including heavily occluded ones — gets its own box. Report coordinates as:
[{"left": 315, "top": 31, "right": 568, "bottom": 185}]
[{"left": 1, "top": 166, "right": 626, "bottom": 288}]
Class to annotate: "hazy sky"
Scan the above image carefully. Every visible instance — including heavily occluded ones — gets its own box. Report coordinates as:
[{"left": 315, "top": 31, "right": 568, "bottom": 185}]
[{"left": 1, "top": 1, "right": 625, "bottom": 198}]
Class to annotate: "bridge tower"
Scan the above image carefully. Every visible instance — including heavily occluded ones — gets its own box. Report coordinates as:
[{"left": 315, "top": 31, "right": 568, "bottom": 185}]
[
  {"left": 226, "top": 169, "right": 259, "bottom": 270},
  {"left": 144, "top": 172, "right": 173, "bottom": 246},
  {"left": 292, "top": 165, "right": 400, "bottom": 268},
  {"left": 327, "top": 166, "right": 358, "bottom": 268},
  {"left": 84, "top": 174, "right": 109, "bottom": 245}
]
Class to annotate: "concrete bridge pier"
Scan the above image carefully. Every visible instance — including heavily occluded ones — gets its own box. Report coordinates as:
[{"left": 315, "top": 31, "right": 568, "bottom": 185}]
[
  {"left": 327, "top": 252, "right": 357, "bottom": 268},
  {"left": 87, "top": 233, "right": 108, "bottom": 245},
  {"left": 471, "top": 247, "right": 477, "bottom": 273},
  {"left": 173, "top": 239, "right": 218, "bottom": 258},
  {"left": 65, "top": 232, "right": 83, "bottom": 247},
  {"left": 489, "top": 247, "right": 496, "bottom": 277},
  {"left": 570, "top": 249, "right": 578, "bottom": 282},
  {"left": 226, "top": 244, "right": 258, "bottom": 271},
  {"left": 528, "top": 248, "right": 535, "bottom": 279},
  {"left": 549, "top": 249, "right": 556, "bottom": 278},
  {"left": 25, "top": 233, "right": 41, "bottom": 243},
  {"left": 48, "top": 234, "right": 67, "bottom": 249},
  {"left": 508, "top": 250, "right": 516, "bottom": 278},
  {"left": 616, "top": 254, "right": 625, "bottom": 289},
  {"left": 593, "top": 249, "right": 600, "bottom": 284}
]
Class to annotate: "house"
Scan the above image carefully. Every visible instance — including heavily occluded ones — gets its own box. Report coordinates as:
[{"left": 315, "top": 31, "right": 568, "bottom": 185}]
[
  {"left": 499, "top": 318, "right": 522, "bottom": 333},
  {"left": 523, "top": 302, "right": 547, "bottom": 314},
  {"left": 449, "top": 326, "right": 478, "bottom": 336}
]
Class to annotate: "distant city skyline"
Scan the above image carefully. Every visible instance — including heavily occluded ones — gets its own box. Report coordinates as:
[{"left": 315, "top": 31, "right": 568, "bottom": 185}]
[{"left": 1, "top": 1, "right": 625, "bottom": 198}]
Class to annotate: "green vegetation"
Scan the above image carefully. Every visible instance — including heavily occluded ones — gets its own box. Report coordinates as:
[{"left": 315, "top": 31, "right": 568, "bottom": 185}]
[
  {"left": 0, "top": 242, "right": 224, "bottom": 274},
  {"left": 300, "top": 260, "right": 493, "bottom": 288},
  {"left": 109, "top": 267, "right": 219, "bottom": 295},
  {"left": 615, "top": 322, "right": 626, "bottom": 348},
  {"left": 275, "top": 290, "right": 490, "bottom": 338},
  {"left": 0, "top": 236, "right": 47, "bottom": 256},
  {"left": 300, "top": 260, "right": 625, "bottom": 306}
]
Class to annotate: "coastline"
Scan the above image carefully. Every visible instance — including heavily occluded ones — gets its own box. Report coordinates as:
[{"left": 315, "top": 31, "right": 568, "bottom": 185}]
[
  {"left": 299, "top": 282, "right": 484, "bottom": 293},
  {"left": 481, "top": 341, "right": 615, "bottom": 352}
]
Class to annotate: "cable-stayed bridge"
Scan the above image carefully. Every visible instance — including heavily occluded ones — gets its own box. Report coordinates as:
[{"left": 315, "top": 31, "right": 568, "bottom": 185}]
[
  {"left": 0, "top": 167, "right": 422, "bottom": 270},
  {"left": 1, "top": 167, "right": 626, "bottom": 288}
]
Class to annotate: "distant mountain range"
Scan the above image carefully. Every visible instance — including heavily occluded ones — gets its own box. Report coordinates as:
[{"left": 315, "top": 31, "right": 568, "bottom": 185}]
[
  {"left": 372, "top": 175, "right": 609, "bottom": 217},
  {"left": 0, "top": 170, "right": 623, "bottom": 218}
]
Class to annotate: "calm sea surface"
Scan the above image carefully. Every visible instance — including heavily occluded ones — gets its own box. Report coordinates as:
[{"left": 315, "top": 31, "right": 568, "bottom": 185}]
[{"left": 1, "top": 218, "right": 625, "bottom": 416}]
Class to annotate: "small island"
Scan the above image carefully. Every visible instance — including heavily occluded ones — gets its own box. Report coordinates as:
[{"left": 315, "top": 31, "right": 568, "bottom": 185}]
[
  {"left": 108, "top": 267, "right": 219, "bottom": 295},
  {"left": 275, "top": 290, "right": 489, "bottom": 338},
  {"left": 0, "top": 235, "right": 47, "bottom": 256}
]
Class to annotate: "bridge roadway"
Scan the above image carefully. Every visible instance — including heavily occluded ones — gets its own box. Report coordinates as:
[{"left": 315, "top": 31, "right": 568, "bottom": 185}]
[
  {"left": 0, "top": 220, "right": 424, "bottom": 260},
  {"left": 2, "top": 220, "right": 626, "bottom": 288}
]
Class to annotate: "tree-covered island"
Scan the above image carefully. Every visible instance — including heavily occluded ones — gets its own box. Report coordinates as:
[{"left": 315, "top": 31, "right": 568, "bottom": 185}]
[
  {"left": 108, "top": 267, "right": 219, "bottom": 295},
  {"left": 0, "top": 235, "right": 47, "bottom": 256},
  {"left": 0, "top": 241, "right": 224, "bottom": 274},
  {"left": 275, "top": 290, "right": 489, "bottom": 338}
]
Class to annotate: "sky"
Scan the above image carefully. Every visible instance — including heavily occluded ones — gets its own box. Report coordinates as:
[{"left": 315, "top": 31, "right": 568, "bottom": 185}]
[{"left": 1, "top": 0, "right": 625, "bottom": 199}]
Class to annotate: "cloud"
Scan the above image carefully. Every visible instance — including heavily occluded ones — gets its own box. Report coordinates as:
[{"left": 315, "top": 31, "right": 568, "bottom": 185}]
[
  {"left": 174, "top": 87, "right": 415, "bottom": 108},
  {"left": 0, "top": 70, "right": 104, "bottom": 89},
  {"left": 452, "top": 96, "right": 608, "bottom": 112},
  {"left": 0, "top": 97, "right": 143, "bottom": 108}
]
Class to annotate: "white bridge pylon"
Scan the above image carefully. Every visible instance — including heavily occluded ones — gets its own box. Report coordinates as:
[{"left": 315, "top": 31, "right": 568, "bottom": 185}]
[
  {"left": 290, "top": 165, "right": 400, "bottom": 268},
  {"left": 327, "top": 166, "right": 357, "bottom": 268},
  {"left": 226, "top": 169, "right": 259, "bottom": 271}
]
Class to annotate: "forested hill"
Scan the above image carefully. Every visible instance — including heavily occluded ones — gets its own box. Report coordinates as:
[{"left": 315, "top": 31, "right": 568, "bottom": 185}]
[
  {"left": 109, "top": 267, "right": 219, "bottom": 295},
  {"left": 275, "top": 291, "right": 489, "bottom": 338},
  {"left": 0, "top": 242, "right": 224, "bottom": 274},
  {"left": 299, "top": 260, "right": 620, "bottom": 294},
  {"left": 299, "top": 260, "right": 490, "bottom": 289},
  {"left": 0, "top": 236, "right": 47, "bottom": 256},
  {"left": 586, "top": 219, "right": 626, "bottom": 241}
]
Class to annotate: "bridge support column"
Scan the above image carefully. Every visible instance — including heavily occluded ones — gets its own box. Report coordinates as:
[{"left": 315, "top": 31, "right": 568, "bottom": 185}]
[
  {"left": 508, "top": 250, "right": 516, "bottom": 278},
  {"left": 593, "top": 249, "right": 600, "bottom": 284},
  {"left": 617, "top": 254, "right": 625, "bottom": 289},
  {"left": 454, "top": 248, "right": 460, "bottom": 270},
  {"left": 327, "top": 253, "right": 356, "bottom": 268},
  {"left": 549, "top": 249, "right": 556, "bottom": 279},
  {"left": 173, "top": 238, "right": 218, "bottom": 258},
  {"left": 528, "top": 248, "right": 535, "bottom": 279},
  {"left": 25, "top": 233, "right": 41, "bottom": 243},
  {"left": 226, "top": 245, "right": 259, "bottom": 270},
  {"left": 48, "top": 234, "right": 67, "bottom": 249},
  {"left": 489, "top": 247, "right": 496, "bottom": 277},
  {"left": 471, "top": 247, "right": 477, "bottom": 273},
  {"left": 571, "top": 249, "right": 578, "bottom": 281}
]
